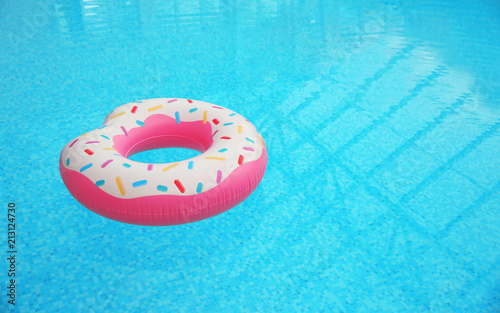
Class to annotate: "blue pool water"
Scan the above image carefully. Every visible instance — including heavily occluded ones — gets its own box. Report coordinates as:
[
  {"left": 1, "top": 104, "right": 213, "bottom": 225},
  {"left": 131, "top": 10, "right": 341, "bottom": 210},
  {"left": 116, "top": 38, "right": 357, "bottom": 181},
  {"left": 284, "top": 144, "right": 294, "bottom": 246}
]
[{"left": 1, "top": 0, "right": 500, "bottom": 312}]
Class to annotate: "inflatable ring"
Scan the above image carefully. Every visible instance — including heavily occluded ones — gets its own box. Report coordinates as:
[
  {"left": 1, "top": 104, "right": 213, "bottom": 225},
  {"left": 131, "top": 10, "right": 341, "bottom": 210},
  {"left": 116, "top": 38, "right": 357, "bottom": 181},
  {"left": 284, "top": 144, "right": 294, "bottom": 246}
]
[{"left": 59, "top": 98, "right": 268, "bottom": 226}]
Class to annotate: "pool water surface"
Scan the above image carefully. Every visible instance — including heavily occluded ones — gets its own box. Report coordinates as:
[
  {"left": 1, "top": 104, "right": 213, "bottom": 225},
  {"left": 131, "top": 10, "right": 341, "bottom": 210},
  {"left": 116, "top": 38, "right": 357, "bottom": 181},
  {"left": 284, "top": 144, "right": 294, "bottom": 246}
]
[{"left": 1, "top": 0, "right": 499, "bottom": 312}]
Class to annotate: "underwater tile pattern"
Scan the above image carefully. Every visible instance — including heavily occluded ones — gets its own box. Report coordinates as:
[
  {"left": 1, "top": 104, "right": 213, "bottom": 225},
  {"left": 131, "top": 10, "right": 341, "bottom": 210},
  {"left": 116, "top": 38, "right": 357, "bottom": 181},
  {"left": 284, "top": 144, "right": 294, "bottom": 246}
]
[{"left": 1, "top": 0, "right": 499, "bottom": 312}]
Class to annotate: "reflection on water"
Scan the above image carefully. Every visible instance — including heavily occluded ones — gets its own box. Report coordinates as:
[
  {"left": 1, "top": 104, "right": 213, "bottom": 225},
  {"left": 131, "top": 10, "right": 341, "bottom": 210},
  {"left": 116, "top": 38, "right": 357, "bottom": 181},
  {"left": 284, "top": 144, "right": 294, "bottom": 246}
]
[{"left": 1, "top": 0, "right": 499, "bottom": 312}]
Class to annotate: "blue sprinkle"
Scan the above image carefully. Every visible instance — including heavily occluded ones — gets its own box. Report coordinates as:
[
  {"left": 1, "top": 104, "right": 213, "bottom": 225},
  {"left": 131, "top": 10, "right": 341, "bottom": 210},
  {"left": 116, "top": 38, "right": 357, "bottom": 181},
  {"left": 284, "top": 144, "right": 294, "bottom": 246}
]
[
  {"left": 157, "top": 185, "right": 168, "bottom": 192},
  {"left": 132, "top": 180, "right": 147, "bottom": 188},
  {"left": 229, "top": 113, "right": 236, "bottom": 117},
  {"left": 136, "top": 120, "right": 144, "bottom": 127},
  {"left": 188, "top": 161, "right": 194, "bottom": 170},
  {"left": 66, "top": 158, "right": 70, "bottom": 166},
  {"left": 196, "top": 183, "right": 203, "bottom": 194},
  {"left": 189, "top": 108, "right": 198, "bottom": 113},
  {"left": 245, "top": 137, "right": 255, "bottom": 143},
  {"left": 218, "top": 148, "right": 228, "bottom": 153},
  {"left": 175, "top": 111, "right": 180, "bottom": 124},
  {"left": 95, "top": 180, "right": 105, "bottom": 187},
  {"left": 223, "top": 122, "right": 233, "bottom": 126},
  {"left": 98, "top": 125, "right": 107, "bottom": 129},
  {"left": 100, "top": 135, "right": 110, "bottom": 140},
  {"left": 80, "top": 163, "right": 93, "bottom": 172},
  {"left": 122, "top": 163, "right": 131, "bottom": 168}
]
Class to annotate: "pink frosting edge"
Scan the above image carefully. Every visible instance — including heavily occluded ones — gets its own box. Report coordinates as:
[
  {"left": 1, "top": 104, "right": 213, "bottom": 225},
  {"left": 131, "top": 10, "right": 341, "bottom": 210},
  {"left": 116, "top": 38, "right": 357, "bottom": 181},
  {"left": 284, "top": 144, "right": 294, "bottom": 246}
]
[{"left": 59, "top": 146, "right": 268, "bottom": 226}]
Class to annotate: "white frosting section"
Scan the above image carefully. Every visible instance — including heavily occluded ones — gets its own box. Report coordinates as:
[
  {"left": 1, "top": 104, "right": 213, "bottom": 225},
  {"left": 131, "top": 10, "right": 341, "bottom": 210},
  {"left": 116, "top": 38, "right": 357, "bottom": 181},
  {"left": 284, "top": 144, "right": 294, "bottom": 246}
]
[{"left": 61, "top": 98, "right": 265, "bottom": 198}]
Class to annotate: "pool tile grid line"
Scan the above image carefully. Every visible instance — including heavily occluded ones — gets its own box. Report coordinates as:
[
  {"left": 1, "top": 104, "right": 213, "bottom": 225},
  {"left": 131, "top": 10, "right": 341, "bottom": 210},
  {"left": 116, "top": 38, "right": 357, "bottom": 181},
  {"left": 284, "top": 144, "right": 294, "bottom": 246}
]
[
  {"left": 363, "top": 94, "right": 471, "bottom": 177},
  {"left": 320, "top": 66, "right": 446, "bottom": 156},
  {"left": 437, "top": 181, "right": 500, "bottom": 237},
  {"left": 264, "top": 107, "right": 498, "bottom": 265},
  {"left": 398, "top": 120, "right": 500, "bottom": 204},
  {"left": 285, "top": 44, "right": 415, "bottom": 123},
  {"left": 272, "top": 109, "right": 499, "bottom": 277}
]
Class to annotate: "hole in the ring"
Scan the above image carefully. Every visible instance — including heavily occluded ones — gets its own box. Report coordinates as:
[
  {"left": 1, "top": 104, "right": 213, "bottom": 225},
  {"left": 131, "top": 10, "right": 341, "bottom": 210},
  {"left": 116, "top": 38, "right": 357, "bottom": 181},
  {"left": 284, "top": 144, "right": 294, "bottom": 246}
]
[{"left": 127, "top": 147, "right": 202, "bottom": 164}]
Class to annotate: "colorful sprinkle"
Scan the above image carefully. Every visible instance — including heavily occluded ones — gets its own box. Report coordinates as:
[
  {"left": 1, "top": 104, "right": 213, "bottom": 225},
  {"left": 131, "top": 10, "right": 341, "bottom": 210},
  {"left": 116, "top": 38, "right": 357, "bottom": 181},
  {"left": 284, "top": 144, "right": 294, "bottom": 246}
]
[
  {"left": 175, "top": 111, "right": 180, "bottom": 124},
  {"left": 243, "top": 147, "right": 255, "bottom": 152},
  {"left": 187, "top": 99, "right": 193, "bottom": 103},
  {"left": 66, "top": 158, "right": 70, "bottom": 166},
  {"left": 205, "top": 157, "right": 226, "bottom": 161},
  {"left": 174, "top": 179, "right": 185, "bottom": 193},
  {"left": 217, "top": 170, "right": 222, "bottom": 184},
  {"left": 221, "top": 136, "right": 231, "bottom": 140},
  {"left": 189, "top": 108, "right": 198, "bottom": 113},
  {"left": 188, "top": 161, "right": 194, "bottom": 170},
  {"left": 238, "top": 126, "right": 243, "bottom": 133},
  {"left": 212, "top": 106, "right": 223, "bottom": 109},
  {"left": 132, "top": 180, "right": 147, "bottom": 188},
  {"left": 136, "top": 120, "right": 145, "bottom": 127},
  {"left": 80, "top": 163, "right": 93, "bottom": 172},
  {"left": 148, "top": 105, "right": 162, "bottom": 112},
  {"left": 168, "top": 99, "right": 178, "bottom": 103},
  {"left": 110, "top": 112, "right": 125, "bottom": 119},
  {"left": 101, "top": 159, "right": 113, "bottom": 168},
  {"left": 98, "top": 125, "right": 107, "bottom": 129},
  {"left": 211, "top": 130, "right": 219, "bottom": 138},
  {"left": 218, "top": 148, "right": 228, "bottom": 153},
  {"left": 100, "top": 135, "right": 110, "bottom": 140},
  {"left": 238, "top": 155, "right": 244, "bottom": 165},
  {"left": 203, "top": 111, "right": 207, "bottom": 124},
  {"left": 157, "top": 185, "right": 168, "bottom": 192},
  {"left": 122, "top": 163, "right": 131, "bottom": 168},
  {"left": 162, "top": 163, "right": 179, "bottom": 172},
  {"left": 223, "top": 122, "right": 233, "bottom": 126},
  {"left": 95, "top": 180, "right": 105, "bottom": 187},
  {"left": 116, "top": 177, "right": 125, "bottom": 196},
  {"left": 85, "top": 141, "right": 100, "bottom": 144},
  {"left": 147, "top": 164, "right": 153, "bottom": 171},
  {"left": 196, "top": 183, "right": 203, "bottom": 194},
  {"left": 121, "top": 126, "right": 128, "bottom": 137},
  {"left": 103, "top": 148, "right": 116, "bottom": 151},
  {"left": 245, "top": 137, "right": 255, "bottom": 143},
  {"left": 229, "top": 113, "right": 237, "bottom": 117},
  {"left": 131, "top": 106, "right": 138, "bottom": 113},
  {"left": 69, "top": 139, "right": 79, "bottom": 147},
  {"left": 84, "top": 149, "right": 94, "bottom": 155},
  {"left": 212, "top": 118, "right": 220, "bottom": 125},
  {"left": 259, "top": 135, "right": 266, "bottom": 147}
]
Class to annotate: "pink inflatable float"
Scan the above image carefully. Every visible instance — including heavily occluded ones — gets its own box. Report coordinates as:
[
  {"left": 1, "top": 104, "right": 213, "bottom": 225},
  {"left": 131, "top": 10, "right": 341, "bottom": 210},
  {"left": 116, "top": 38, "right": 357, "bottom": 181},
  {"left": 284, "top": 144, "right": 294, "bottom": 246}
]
[{"left": 59, "top": 98, "right": 267, "bottom": 226}]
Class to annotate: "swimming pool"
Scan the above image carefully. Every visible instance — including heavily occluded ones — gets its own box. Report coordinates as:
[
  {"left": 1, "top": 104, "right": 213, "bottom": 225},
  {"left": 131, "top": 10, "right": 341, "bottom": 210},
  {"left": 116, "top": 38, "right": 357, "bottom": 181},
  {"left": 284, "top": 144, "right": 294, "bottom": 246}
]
[{"left": 1, "top": 0, "right": 499, "bottom": 312}]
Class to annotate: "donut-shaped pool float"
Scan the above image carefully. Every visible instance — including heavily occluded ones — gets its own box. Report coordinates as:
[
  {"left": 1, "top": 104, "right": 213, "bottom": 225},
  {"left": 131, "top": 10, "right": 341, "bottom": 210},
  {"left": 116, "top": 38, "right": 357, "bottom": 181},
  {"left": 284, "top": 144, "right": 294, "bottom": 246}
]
[{"left": 59, "top": 98, "right": 267, "bottom": 226}]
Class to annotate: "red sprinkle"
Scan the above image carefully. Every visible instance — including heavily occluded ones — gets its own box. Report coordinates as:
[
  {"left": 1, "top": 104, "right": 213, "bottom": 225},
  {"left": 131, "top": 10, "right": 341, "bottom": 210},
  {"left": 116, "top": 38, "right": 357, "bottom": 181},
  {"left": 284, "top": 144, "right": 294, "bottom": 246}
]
[
  {"left": 84, "top": 149, "right": 94, "bottom": 155},
  {"left": 187, "top": 99, "right": 193, "bottom": 103},
  {"left": 131, "top": 106, "right": 138, "bottom": 113},
  {"left": 220, "top": 136, "right": 231, "bottom": 140},
  {"left": 212, "top": 119, "right": 220, "bottom": 125},
  {"left": 174, "top": 179, "right": 185, "bottom": 193},
  {"left": 238, "top": 155, "right": 244, "bottom": 165}
]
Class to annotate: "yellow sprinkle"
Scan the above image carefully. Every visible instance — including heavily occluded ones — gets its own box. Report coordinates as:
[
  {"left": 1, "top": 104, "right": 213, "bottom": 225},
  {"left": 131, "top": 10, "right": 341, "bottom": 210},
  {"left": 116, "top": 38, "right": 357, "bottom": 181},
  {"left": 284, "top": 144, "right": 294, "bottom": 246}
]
[
  {"left": 103, "top": 148, "right": 116, "bottom": 151},
  {"left": 205, "top": 157, "right": 226, "bottom": 161},
  {"left": 259, "top": 135, "right": 266, "bottom": 148},
  {"left": 148, "top": 105, "right": 162, "bottom": 112},
  {"left": 162, "top": 163, "right": 179, "bottom": 172},
  {"left": 116, "top": 177, "right": 125, "bottom": 196},
  {"left": 238, "top": 125, "right": 242, "bottom": 133},
  {"left": 203, "top": 111, "right": 207, "bottom": 124},
  {"left": 110, "top": 112, "right": 125, "bottom": 119}
]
